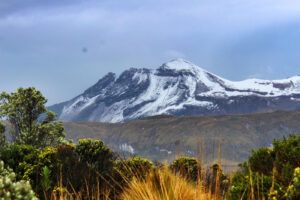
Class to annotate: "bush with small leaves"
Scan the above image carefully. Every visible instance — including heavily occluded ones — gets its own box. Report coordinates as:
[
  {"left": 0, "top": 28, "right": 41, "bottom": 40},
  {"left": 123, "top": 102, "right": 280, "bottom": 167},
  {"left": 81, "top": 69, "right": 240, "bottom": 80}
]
[
  {"left": 0, "top": 122, "right": 6, "bottom": 147},
  {"left": 33, "top": 144, "right": 85, "bottom": 196},
  {"left": 75, "top": 138, "right": 116, "bottom": 175},
  {"left": 229, "top": 168, "right": 272, "bottom": 200},
  {"left": 285, "top": 167, "right": 300, "bottom": 200},
  {"left": 273, "top": 135, "right": 300, "bottom": 186},
  {"left": 114, "top": 156, "right": 154, "bottom": 197},
  {"left": 0, "top": 144, "right": 39, "bottom": 181},
  {"left": 0, "top": 160, "right": 37, "bottom": 199},
  {"left": 115, "top": 156, "right": 154, "bottom": 181},
  {"left": 249, "top": 147, "right": 274, "bottom": 176},
  {"left": 170, "top": 157, "right": 200, "bottom": 182},
  {"left": 229, "top": 135, "right": 300, "bottom": 200}
]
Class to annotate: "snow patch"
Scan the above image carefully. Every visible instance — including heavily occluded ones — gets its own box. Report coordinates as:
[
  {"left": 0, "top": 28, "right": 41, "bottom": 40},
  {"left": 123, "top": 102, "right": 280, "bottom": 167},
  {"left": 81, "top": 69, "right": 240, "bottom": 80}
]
[
  {"left": 57, "top": 59, "right": 300, "bottom": 123},
  {"left": 119, "top": 143, "right": 135, "bottom": 154}
]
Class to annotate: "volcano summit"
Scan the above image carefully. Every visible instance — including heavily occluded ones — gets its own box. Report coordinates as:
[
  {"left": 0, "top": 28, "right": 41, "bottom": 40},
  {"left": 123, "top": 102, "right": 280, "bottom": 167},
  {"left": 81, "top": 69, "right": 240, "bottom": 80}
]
[{"left": 50, "top": 59, "right": 300, "bottom": 122}]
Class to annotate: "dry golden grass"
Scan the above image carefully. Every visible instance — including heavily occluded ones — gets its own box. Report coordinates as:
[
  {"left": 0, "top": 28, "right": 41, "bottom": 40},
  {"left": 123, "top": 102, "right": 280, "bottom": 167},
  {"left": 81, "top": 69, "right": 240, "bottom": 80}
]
[
  {"left": 44, "top": 139, "right": 225, "bottom": 200},
  {"left": 121, "top": 167, "right": 211, "bottom": 200}
]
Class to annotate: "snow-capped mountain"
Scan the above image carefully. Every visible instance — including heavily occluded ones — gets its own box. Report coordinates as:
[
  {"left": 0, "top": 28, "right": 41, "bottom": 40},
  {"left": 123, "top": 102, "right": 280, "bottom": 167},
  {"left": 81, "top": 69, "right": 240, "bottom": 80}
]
[{"left": 49, "top": 59, "right": 300, "bottom": 123}]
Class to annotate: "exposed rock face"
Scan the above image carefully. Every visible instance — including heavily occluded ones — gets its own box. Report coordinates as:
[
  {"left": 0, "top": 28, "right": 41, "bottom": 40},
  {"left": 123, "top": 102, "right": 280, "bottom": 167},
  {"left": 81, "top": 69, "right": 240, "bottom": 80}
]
[{"left": 49, "top": 59, "right": 300, "bottom": 123}]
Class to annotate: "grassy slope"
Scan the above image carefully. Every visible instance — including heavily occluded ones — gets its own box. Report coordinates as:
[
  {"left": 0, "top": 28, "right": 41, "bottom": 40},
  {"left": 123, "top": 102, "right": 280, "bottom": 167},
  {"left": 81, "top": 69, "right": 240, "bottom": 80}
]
[{"left": 63, "top": 111, "right": 300, "bottom": 167}]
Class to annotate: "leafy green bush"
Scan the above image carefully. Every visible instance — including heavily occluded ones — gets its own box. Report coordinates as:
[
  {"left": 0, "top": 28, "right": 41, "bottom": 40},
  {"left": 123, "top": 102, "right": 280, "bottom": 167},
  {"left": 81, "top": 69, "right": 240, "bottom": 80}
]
[
  {"left": 249, "top": 147, "right": 274, "bottom": 175},
  {"left": 0, "top": 160, "right": 37, "bottom": 199},
  {"left": 0, "top": 122, "right": 5, "bottom": 147},
  {"left": 229, "top": 170, "right": 248, "bottom": 200},
  {"left": 33, "top": 144, "right": 87, "bottom": 196},
  {"left": 229, "top": 165, "right": 272, "bottom": 200},
  {"left": 273, "top": 135, "right": 300, "bottom": 186},
  {"left": 285, "top": 167, "right": 300, "bottom": 200},
  {"left": 27, "top": 140, "right": 116, "bottom": 198},
  {"left": 0, "top": 144, "right": 39, "bottom": 181},
  {"left": 114, "top": 156, "right": 154, "bottom": 197},
  {"left": 170, "top": 157, "right": 199, "bottom": 182},
  {"left": 229, "top": 135, "right": 300, "bottom": 200},
  {"left": 75, "top": 138, "right": 116, "bottom": 175},
  {"left": 0, "top": 139, "right": 118, "bottom": 198},
  {"left": 54, "top": 144, "right": 88, "bottom": 191},
  {"left": 115, "top": 156, "right": 154, "bottom": 180}
]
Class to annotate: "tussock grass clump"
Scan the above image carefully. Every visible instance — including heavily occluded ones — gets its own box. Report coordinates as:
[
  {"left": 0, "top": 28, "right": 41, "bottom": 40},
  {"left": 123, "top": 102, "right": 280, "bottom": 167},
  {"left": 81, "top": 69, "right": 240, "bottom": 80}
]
[{"left": 121, "top": 167, "right": 209, "bottom": 200}]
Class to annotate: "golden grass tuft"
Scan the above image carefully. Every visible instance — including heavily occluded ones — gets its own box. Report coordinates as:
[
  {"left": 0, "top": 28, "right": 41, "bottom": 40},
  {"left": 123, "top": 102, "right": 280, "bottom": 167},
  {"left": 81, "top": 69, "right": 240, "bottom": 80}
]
[{"left": 121, "top": 167, "right": 210, "bottom": 200}]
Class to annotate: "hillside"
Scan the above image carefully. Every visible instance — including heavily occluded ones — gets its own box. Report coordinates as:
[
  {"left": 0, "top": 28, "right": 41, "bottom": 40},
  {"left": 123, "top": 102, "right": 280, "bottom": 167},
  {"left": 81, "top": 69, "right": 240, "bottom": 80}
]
[{"left": 63, "top": 111, "right": 300, "bottom": 168}]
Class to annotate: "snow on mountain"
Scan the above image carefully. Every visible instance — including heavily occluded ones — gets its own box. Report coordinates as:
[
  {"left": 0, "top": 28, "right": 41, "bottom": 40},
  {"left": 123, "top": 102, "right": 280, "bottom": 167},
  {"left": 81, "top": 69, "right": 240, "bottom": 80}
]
[{"left": 49, "top": 59, "right": 300, "bottom": 123}]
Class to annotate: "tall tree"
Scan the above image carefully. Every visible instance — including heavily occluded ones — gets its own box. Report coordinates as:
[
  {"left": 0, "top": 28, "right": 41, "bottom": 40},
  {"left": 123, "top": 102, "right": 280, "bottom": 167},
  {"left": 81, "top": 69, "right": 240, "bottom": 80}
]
[{"left": 0, "top": 87, "right": 65, "bottom": 147}]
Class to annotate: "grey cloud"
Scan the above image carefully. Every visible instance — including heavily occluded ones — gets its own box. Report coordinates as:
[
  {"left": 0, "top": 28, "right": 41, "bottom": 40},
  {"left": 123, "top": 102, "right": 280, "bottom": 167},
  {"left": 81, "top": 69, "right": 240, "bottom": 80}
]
[{"left": 1, "top": 0, "right": 300, "bottom": 104}]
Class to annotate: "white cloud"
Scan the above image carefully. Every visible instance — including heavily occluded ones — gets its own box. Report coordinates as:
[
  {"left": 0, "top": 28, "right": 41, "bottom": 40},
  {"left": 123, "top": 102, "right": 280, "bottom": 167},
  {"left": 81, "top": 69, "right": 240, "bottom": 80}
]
[{"left": 163, "top": 50, "right": 186, "bottom": 60}]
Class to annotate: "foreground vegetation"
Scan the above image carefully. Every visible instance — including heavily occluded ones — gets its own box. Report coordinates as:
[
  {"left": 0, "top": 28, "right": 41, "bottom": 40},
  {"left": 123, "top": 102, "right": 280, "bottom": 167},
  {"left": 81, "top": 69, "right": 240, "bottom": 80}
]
[{"left": 0, "top": 87, "right": 299, "bottom": 200}]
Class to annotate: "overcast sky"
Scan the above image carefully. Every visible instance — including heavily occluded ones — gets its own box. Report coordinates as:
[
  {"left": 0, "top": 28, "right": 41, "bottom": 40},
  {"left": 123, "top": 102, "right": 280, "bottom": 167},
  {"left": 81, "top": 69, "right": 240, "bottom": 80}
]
[{"left": 1, "top": 0, "right": 300, "bottom": 105}]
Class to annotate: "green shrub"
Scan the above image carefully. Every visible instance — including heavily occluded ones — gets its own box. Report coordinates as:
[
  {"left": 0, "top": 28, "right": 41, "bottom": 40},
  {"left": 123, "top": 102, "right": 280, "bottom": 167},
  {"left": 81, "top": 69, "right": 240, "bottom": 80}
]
[
  {"left": 170, "top": 157, "right": 199, "bottom": 182},
  {"left": 113, "top": 156, "right": 154, "bottom": 197},
  {"left": 41, "top": 166, "right": 51, "bottom": 193},
  {"left": 34, "top": 144, "right": 88, "bottom": 196},
  {"left": 229, "top": 168, "right": 272, "bottom": 200},
  {"left": 229, "top": 170, "right": 248, "bottom": 200},
  {"left": 0, "top": 144, "right": 39, "bottom": 181},
  {"left": 285, "top": 167, "right": 300, "bottom": 200},
  {"left": 0, "top": 160, "right": 37, "bottom": 199},
  {"left": 115, "top": 156, "right": 154, "bottom": 180},
  {"left": 273, "top": 135, "right": 300, "bottom": 186},
  {"left": 0, "top": 122, "right": 6, "bottom": 148},
  {"left": 28, "top": 140, "right": 116, "bottom": 198},
  {"left": 0, "top": 140, "right": 118, "bottom": 198},
  {"left": 249, "top": 147, "right": 274, "bottom": 175},
  {"left": 54, "top": 144, "right": 88, "bottom": 191},
  {"left": 229, "top": 135, "right": 300, "bottom": 200},
  {"left": 75, "top": 138, "right": 116, "bottom": 175}
]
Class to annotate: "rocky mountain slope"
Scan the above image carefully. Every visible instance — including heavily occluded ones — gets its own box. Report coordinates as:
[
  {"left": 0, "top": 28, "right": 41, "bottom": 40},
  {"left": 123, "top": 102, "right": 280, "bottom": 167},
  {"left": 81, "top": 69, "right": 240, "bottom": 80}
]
[
  {"left": 50, "top": 59, "right": 300, "bottom": 123},
  {"left": 63, "top": 111, "right": 300, "bottom": 166}
]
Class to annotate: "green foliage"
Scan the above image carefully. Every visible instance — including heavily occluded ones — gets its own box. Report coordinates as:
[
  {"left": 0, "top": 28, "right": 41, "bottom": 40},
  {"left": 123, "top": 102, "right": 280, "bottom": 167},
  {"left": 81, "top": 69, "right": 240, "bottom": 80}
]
[
  {"left": 205, "top": 164, "right": 229, "bottom": 195},
  {"left": 249, "top": 147, "right": 274, "bottom": 175},
  {"left": 41, "top": 166, "right": 51, "bottom": 192},
  {"left": 170, "top": 156, "right": 199, "bottom": 182},
  {"left": 53, "top": 144, "right": 88, "bottom": 192},
  {"left": 285, "top": 167, "right": 300, "bottom": 200},
  {"left": 273, "top": 135, "right": 300, "bottom": 186},
  {"left": 22, "top": 140, "right": 117, "bottom": 198},
  {"left": 0, "top": 144, "right": 60, "bottom": 197},
  {"left": 229, "top": 170, "right": 248, "bottom": 200},
  {"left": 0, "top": 87, "right": 46, "bottom": 141},
  {"left": 37, "top": 146, "right": 58, "bottom": 169},
  {"left": 0, "top": 140, "right": 111, "bottom": 198},
  {"left": 229, "top": 135, "right": 300, "bottom": 200},
  {"left": 75, "top": 138, "right": 116, "bottom": 175},
  {"left": 0, "top": 122, "right": 6, "bottom": 147},
  {"left": 229, "top": 169, "right": 272, "bottom": 200},
  {"left": 0, "top": 87, "right": 65, "bottom": 148},
  {"left": 0, "top": 122, "right": 5, "bottom": 133},
  {"left": 115, "top": 156, "right": 153, "bottom": 180},
  {"left": 113, "top": 156, "right": 154, "bottom": 197},
  {"left": 0, "top": 144, "right": 39, "bottom": 181},
  {"left": 0, "top": 160, "right": 37, "bottom": 199}
]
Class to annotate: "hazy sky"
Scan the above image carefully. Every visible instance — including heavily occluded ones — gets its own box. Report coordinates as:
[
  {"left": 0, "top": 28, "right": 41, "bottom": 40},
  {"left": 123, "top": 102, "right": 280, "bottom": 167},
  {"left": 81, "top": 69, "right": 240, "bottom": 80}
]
[{"left": 1, "top": 0, "right": 300, "bottom": 105}]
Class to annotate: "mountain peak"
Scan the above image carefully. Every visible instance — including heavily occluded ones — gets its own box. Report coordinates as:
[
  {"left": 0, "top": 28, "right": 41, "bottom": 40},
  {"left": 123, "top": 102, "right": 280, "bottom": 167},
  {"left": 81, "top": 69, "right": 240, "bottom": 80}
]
[
  {"left": 49, "top": 59, "right": 300, "bottom": 123},
  {"left": 161, "top": 58, "right": 203, "bottom": 72}
]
